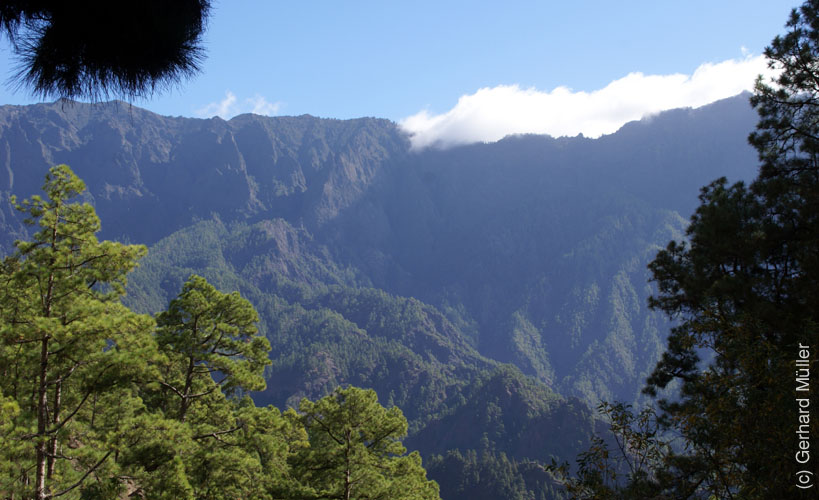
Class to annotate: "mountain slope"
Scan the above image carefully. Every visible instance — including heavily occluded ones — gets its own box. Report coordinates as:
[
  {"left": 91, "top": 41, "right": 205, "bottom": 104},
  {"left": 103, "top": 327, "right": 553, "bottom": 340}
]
[{"left": 0, "top": 96, "right": 761, "bottom": 498}]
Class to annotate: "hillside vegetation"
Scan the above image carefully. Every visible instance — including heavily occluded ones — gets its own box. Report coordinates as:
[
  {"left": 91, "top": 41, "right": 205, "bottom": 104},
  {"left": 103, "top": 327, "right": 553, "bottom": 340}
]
[{"left": 0, "top": 94, "right": 759, "bottom": 499}]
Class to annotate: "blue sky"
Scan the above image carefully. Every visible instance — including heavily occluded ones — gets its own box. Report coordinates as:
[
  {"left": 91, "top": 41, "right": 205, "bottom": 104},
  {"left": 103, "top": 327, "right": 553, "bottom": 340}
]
[{"left": 0, "top": 1, "right": 797, "bottom": 146}]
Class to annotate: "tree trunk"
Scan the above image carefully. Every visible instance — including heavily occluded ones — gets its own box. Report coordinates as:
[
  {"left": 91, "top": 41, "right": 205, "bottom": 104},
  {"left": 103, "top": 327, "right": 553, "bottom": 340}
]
[
  {"left": 47, "top": 380, "right": 62, "bottom": 479},
  {"left": 179, "top": 355, "right": 196, "bottom": 422},
  {"left": 345, "top": 429, "right": 352, "bottom": 500},
  {"left": 36, "top": 216, "right": 58, "bottom": 500},
  {"left": 35, "top": 335, "right": 49, "bottom": 500}
]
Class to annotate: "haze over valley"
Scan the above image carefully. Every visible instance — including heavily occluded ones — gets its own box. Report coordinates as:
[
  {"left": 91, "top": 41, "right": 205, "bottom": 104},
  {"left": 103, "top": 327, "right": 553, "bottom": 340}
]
[{"left": 0, "top": 93, "right": 761, "bottom": 498}]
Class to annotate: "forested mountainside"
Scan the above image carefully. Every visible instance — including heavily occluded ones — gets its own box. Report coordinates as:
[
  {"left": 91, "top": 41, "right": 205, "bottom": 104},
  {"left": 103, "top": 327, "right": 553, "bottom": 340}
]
[{"left": 0, "top": 95, "right": 759, "bottom": 499}]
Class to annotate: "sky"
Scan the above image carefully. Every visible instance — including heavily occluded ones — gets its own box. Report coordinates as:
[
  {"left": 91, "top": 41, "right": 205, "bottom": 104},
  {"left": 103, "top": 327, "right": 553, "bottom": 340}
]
[{"left": 0, "top": 1, "right": 797, "bottom": 148}]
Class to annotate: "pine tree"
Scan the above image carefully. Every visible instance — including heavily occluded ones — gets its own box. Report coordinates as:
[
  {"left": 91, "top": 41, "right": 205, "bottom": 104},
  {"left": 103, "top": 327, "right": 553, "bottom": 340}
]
[
  {"left": 131, "top": 274, "right": 284, "bottom": 500},
  {"left": 153, "top": 274, "right": 271, "bottom": 423},
  {"left": 557, "top": 2, "right": 819, "bottom": 498},
  {"left": 640, "top": 1, "right": 819, "bottom": 496},
  {"left": 290, "top": 386, "right": 440, "bottom": 500},
  {"left": 0, "top": 1, "right": 211, "bottom": 100},
  {"left": 0, "top": 164, "right": 155, "bottom": 499}
]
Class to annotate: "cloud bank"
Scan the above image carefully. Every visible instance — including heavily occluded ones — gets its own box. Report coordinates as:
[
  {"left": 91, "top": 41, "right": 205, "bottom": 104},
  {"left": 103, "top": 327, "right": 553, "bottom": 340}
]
[
  {"left": 196, "top": 91, "right": 282, "bottom": 119},
  {"left": 400, "top": 56, "right": 776, "bottom": 150}
]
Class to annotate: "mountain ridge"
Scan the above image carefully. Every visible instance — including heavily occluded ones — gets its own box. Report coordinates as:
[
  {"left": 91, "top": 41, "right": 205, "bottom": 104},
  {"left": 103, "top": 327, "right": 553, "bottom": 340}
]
[
  {"left": 0, "top": 94, "right": 761, "bottom": 498},
  {"left": 0, "top": 94, "right": 759, "bottom": 404}
]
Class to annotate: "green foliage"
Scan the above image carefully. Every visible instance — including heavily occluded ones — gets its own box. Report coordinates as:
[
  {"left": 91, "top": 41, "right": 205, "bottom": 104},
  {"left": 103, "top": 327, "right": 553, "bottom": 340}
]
[
  {"left": 409, "top": 366, "right": 596, "bottom": 466},
  {"left": 0, "top": 95, "right": 753, "bottom": 500},
  {"left": 0, "top": 86, "right": 760, "bottom": 427},
  {"left": 646, "top": 4, "right": 819, "bottom": 496},
  {"left": 0, "top": 165, "right": 445, "bottom": 500},
  {"left": 561, "top": 2, "right": 819, "bottom": 498},
  {"left": 259, "top": 281, "right": 497, "bottom": 425},
  {"left": 0, "top": 164, "right": 155, "bottom": 499},
  {"left": 427, "top": 449, "right": 565, "bottom": 500},
  {"left": 548, "top": 402, "right": 674, "bottom": 499},
  {"left": 290, "top": 386, "right": 440, "bottom": 500},
  {"left": 130, "top": 274, "right": 293, "bottom": 500},
  {"left": 121, "top": 218, "right": 603, "bottom": 499},
  {"left": 0, "top": 87, "right": 738, "bottom": 497},
  {"left": 155, "top": 274, "right": 271, "bottom": 419}
]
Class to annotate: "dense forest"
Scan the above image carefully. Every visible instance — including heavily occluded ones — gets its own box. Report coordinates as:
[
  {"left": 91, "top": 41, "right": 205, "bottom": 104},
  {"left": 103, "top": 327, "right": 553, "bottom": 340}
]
[
  {"left": 0, "top": 93, "right": 757, "bottom": 498},
  {"left": 1, "top": 1, "right": 818, "bottom": 499},
  {"left": 0, "top": 167, "right": 439, "bottom": 499}
]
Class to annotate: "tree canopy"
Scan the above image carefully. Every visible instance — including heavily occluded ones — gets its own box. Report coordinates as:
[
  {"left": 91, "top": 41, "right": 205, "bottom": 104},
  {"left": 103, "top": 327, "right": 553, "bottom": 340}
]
[
  {"left": 155, "top": 275, "right": 271, "bottom": 422},
  {"left": 0, "top": 1, "right": 210, "bottom": 100},
  {"left": 0, "top": 165, "right": 440, "bottom": 499},
  {"left": 644, "top": 2, "right": 819, "bottom": 495},
  {"left": 0, "top": 165, "right": 155, "bottom": 499},
  {"left": 557, "top": 1, "right": 819, "bottom": 498},
  {"left": 291, "top": 386, "right": 440, "bottom": 500}
]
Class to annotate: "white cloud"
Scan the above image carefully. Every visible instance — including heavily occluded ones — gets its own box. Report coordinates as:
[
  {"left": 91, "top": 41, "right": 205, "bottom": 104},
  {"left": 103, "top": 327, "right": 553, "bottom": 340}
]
[
  {"left": 196, "top": 90, "right": 237, "bottom": 118},
  {"left": 196, "top": 91, "right": 282, "bottom": 119},
  {"left": 247, "top": 94, "right": 281, "bottom": 116},
  {"left": 400, "top": 55, "right": 777, "bottom": 150}
]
